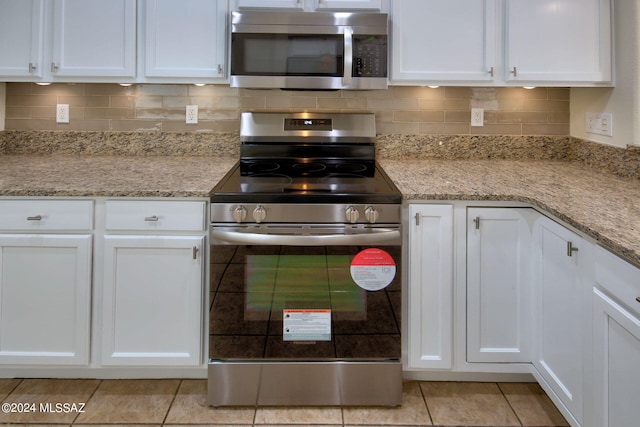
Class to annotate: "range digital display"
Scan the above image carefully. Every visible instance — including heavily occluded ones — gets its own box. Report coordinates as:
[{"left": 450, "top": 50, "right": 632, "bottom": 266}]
[{"left": 284, "top": 118, "right": 333, "bottom": 131}]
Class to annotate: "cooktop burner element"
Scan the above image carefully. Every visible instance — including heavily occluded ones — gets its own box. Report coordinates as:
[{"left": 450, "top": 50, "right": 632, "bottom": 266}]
[{"left": 211, "top": 112, "right": 401, "bottom": 207}]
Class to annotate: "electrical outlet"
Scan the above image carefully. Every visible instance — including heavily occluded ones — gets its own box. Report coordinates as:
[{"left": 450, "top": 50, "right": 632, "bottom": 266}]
[
  {"left": 186, "top": 105, "right": 198, "bottom": 124},
  {"left": 585, "top": 112, "right": 613, "bottom": 136},
  {"left": 471, "top": 108, "right": 484, "bottom": 127},
  {"left": 56, "top": 104, "right": 69, "bottom": 123}
]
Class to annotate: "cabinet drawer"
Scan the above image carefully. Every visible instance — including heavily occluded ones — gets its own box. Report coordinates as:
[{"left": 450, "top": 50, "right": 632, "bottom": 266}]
[
  {"left": 0, "top": 200, "right": 94, "bottom": 231},
  {"left": 595, "top": 246, "right": 640, "bottom": 316},
  {"left": 105, "top": 200, "right": 206, "bottom": 232}
]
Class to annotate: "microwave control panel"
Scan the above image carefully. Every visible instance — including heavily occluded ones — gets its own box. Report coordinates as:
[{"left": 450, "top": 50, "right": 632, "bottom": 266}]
[{"left": 353, "top": 35, "right": 387, "bottom": 78}]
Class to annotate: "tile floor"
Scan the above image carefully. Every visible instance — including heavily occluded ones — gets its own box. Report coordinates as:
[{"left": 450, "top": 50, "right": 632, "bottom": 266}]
[{"left": 0, "top": 378, "right": 569, "bottom": 427}]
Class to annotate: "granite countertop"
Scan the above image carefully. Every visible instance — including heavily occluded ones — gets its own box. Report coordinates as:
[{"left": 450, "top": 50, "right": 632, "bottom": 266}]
[
  {"left": 0, "top": 155, "right": 238, "bottom": 198},
  {"left": 379, "top": 158, "right": 640, "bottom": 267}
]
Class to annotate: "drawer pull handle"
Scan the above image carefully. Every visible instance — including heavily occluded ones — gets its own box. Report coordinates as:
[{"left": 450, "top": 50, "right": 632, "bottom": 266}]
[
  {"left": 27, "top": 215, "right": 42, "bottom": 221},
  {"left": 473, "top": 216, "right": 481, "bottom": 229},
  {"left": 144, "top": 215, "right": 159, "bottom": 222},
  {"left": 192, "top": 246, "right": 199, "bottom": 260},
  {"left": 567, "top": 241, "right": 579, "bottom": 257},
  {"left": 636, "top": 297, "right": 640, "bottom": 304}
]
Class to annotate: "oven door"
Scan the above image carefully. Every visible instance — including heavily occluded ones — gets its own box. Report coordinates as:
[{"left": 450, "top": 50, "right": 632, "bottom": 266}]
[{"left": 209, "top": 223, "right": 401, "bottom": 362}]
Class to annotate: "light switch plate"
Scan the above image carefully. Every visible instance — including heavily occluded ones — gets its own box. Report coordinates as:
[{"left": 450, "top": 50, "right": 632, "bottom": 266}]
[{"left": 585, "top": 112, "right": 613, "bottom": 136}]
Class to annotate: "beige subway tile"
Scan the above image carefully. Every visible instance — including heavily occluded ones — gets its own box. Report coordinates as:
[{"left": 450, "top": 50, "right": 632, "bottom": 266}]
[
  {"left": 523, "top": 99, "right": 570, "bottom": 112},
  {"left": 497, "top": 87, "right": 547, "bottom": 100},
  {"left": 548, "top": 111, "right": 570, "bottom": 123},
  {"left": 60, "top": 119, "right": 111, "bottom": 131},
  {"left": 266, "top": 95, "right": 317, "bottom": 109},
  {"left": 135, "top": 108, "right": 182, "bottom": 120},
  {"left": 548, "top": 87, "right": 570, "bottom": 100},
  {"left": 376, "top": 121, "right": 420, "bottom": 134},
  {"left": 471, "top": 123, "right": 522, "bottom": 135},
  {"left": 110, "top": 95, "right": 136, "bottom": 108},
  {"left": 111, "top": 119, "right": 161, "bottom": 131},
  {"left": 162, "top": 121, "right": 215, "bottom": 132},
  {"left": 239, "top": 95, "right": 267, "bottom": 110},
  {"left": 189, "top": 84, "right": 239, "bottom": 97},
  {"left": 136, "top": 84, "right": 188, "bottom": 97},
  {"left": 419, "top": 98, "right": 469, "bottom": 111},
  {"left": 522, "top": 123, "right": 569, "bottom": 135},
  {"left": 444, "top": 110, "right": 472, "bottom": 123},
  {"left": 392, "top": 97, "right": 420, "bottom": 110},
  {"left": 200, "top": 109, "right": 239, "bottom": 120},
  {"left": 394, "top": 85, "right": 445, "bottom": 100},
  {"left": 30, "top": 106, "right": 56, "bottom": 119},
  {"left": 135, "top": 95, "right": 163, "bottom": 109},
  {"left": 32, "top": 83, "right": 84, "bottom": 96},
  {"left": 213, "top": 119, "right": 241, "bottom": 132},
  {"left": 394, "top": 110, "right": 444, "bottom": 122},
  {"left": 367, "top": 98, "right": 396, "bottom": 110},
  {"left": 192, "top": 96, "right": 240, "bottom": 109},
  {"left": 347, "top": 88, "right": 392, "bottom": 99},
  {"left": 445, "top": 87, "right": 473, "bottom": 99},
  {"left": 86, "top": 107, "right": 135, "bottom": 120},
  {"left": 316, "top": 97, "right": 367, "bottom": 110},
  {"left": 162, "top": 96, "right": 190, "bottom": 109},
  {"left": 6, "top": 82, "right": 33, "bottom": 95},
  {"left": 496, "top": 98, "right": 523, "bottom": 112},
  {"left": 5, "top": 118, "right": 58, "bottom": 130},
  {"left": 5, "top": 106, "right": 32, "bottom": 119},
  {"left": 85, "top": 83, "right": 131, "bottom": 96},
  {"left": 419, "top": 122, "right": 471, "bottom": 135},
  {"left": 7, "top": 94, "right": 57, "bottom": 107},
  {"left": 497, "top": 111, "right": 548, "bottom": 124}
]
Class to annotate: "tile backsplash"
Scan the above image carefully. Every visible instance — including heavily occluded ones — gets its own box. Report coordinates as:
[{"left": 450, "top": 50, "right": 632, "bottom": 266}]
[{"left": 4, "top": 83, "right": 569, "bottom": 136}]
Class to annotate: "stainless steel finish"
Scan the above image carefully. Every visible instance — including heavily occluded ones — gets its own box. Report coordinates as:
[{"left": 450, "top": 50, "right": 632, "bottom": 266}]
[
  {"left": 230, "top": 11, "right": 388, "bottom": 90},
  {"left": 240, "top": 112, "right": 376, "bottom": 143},
  {"left": 144, "top": 215, "right": 159, "bottom": 222},
  {"left": 474, "top": 216, "right": 480, "bottom": 229},
  {"left": 211, "top": 203, "right": 400, "bottom": 224},
  {"left": 208, "top": 361, "right": 402, "bottom": 406},
  {"left": 252, "top": 205, "right": 266, "bottom": 223},
  {"left": 27, "top": 215, "right": 42, "bottom": 221},
  {"left": 232, "top": 205, "right": 247, "bottom": 223},
  {"left": 211, "top": 226, "right": 400, "bottom": 246},
  {"left": 567, "top": 241, "right": 579, "bottom": 256},
  {"left": 343, "top": 27, "right": 353, "bottom": 86},
  {"left": 28, "top": 63, "right": 36, "bottom": 73},
  {"left": 192, "top": 246, "right": 199, "bottom": 260}
]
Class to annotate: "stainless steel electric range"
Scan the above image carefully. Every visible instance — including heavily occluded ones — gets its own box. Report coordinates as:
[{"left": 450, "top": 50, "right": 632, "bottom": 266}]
[{"left": 208, "top": 112, "right": 402, "bottom": 407}]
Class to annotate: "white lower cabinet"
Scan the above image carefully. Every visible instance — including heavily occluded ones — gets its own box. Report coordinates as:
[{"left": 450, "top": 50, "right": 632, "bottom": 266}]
[
  {"left": 532, "top": 215, "right": 590, "bottom": 426},
  {"left": 101, "top": 200, "right": 206, "bottom": 367},
  {"left": 466, "top": 207, "right": 535, "bottom": 363},
  {"left": 592, "top": 247, "right": 640, "bottom": 427},
  {"left": 0, "top": 234, "right": 92, "bottom": 365},
  {"left": 407, "top": 204, "right": 454, "bottom": 369}
]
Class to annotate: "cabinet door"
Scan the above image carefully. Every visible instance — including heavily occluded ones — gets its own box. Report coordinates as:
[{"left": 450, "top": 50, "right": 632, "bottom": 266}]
[
  {"left": 0, "top": 234, "right": 92, "bottom": 365},
  {"left": 466, "top": 208, "right": 534, "bottom": 363},
  {"left": 102, "top": 235, "right": 204, "bottom": 366},
  {"left": 592, "top": 289, "right": 640, "bottom": 427},
  {"left": 505, "top": 0, "right": 612, "bottom": 84},
  {"left": 390, "top": 0, "right": 496, "bottom": 84},
  {"left": 0, "top": 0, "right": 45, "bottom": 79},
  {"left": 407, "top": 204, "right": 453, "bottom": 369},
  {"left": 533, "top": 217, "right": 585, "bottom": 425},
  {"left": 143, "top": 0, "right": 227, "bottom": 80},
  {"left": 50, "top": 0, "right": 136, "bottom": 78}
]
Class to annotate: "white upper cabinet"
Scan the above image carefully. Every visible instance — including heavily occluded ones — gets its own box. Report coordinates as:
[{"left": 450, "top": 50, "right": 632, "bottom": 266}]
[
  {"left": 0, "top": 0, "right": 46, "bottom": 79},
  {"left": 233, "top": 0, "right": 385, "bottom": 11},
  {"left": 141, "top": 0, "right": 227, "bottom": 82},
  {"left": 505, "top": 0, "right": 612, "bottom": 85},
  {"left": 391, "top": 0, "right": 612, "bottom": 86},
  {"left": 51, "top": 0, "right": 136, "bottom": 80},
  {"left": 390, "top": 0, "right": 497, "bottom": 85},
  {"left": 0, "top": 0, "right": 136, "bottom": 82}
]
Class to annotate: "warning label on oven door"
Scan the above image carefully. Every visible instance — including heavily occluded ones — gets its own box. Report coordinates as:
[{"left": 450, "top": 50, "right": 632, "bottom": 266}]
[
  {"left": 283, "top": 309, "right": 331, "bottom": 341},
  {"left": 350, "top": 248, "right": 396, "bottom": 291}
]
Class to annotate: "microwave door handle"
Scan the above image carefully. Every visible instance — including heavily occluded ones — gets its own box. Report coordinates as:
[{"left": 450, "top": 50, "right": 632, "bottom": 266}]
[{"left": 343, "top": 27, "right": 353, "bottom": 86}]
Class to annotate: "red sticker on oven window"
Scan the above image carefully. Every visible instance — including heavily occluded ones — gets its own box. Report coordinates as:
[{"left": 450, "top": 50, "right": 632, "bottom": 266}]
[{"left": 350, "top": 248, "right": 396, "bottom": 291}]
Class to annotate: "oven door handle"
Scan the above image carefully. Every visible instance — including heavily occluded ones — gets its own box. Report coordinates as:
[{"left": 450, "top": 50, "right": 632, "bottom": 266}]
[{"left": 210, "top": 229, "right": 400, "bottom": 246}]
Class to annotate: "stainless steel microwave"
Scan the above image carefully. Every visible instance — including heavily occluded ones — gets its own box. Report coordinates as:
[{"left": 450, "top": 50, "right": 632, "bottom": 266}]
[{"left": 230, "top": 11, "right": 388, "bottom": 90}]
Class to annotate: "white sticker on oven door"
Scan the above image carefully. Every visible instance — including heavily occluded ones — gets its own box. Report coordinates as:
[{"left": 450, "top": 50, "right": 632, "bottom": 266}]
[
  {"left": 350, "top": 248, "right": 396, "bottom": 291},
  {"left": 283, "top": 309, "right": 331, "bottom": 341}
]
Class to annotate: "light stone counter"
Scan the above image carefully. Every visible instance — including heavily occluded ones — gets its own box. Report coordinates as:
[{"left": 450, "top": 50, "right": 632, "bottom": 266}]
[
  {"left": 0, "top": 155, "right": 237, "bottom": 198},
  {"left": 380, "top": 158, "right": 640, "bottom": 267}
]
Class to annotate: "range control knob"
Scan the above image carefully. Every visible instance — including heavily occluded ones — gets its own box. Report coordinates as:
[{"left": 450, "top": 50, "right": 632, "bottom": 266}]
[
  {"left": 345, "top": 206, "right": 360, "bottom": 224},
  {"left": 365, "top": 206, "right": 379, "bottom": 223},
  {"left": 253, "top": 205, "right": 267, "bottom": 223},
  {"left": 232, "top": 205, "right": 247, "bottom": 223}
]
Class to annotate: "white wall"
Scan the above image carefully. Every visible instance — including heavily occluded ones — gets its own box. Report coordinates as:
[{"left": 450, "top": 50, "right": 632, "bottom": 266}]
[
  {"left": 0, "top": 83, "right": 5, "bottom": 131},
  {"left": 570, "top": 0, "right": 640, "bottom": 148}
]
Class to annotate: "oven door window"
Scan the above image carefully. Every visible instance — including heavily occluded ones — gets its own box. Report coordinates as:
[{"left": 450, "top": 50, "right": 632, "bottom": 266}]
[
  {"left": 210, "top": 245, "right": 400, "bottom": 361},
  {"left": 231, "top": 34, "right": 344, "bottom": 77}
]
